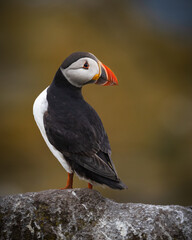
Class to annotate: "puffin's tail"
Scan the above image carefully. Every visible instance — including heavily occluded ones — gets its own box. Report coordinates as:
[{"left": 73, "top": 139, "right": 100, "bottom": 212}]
[
  {"left": 104, "top": 179, "right": 127, "bottom": 190},
  {"left": 94, "top": 175, "right": 128, "bottom": 190},
  {"left": 65, "top": 156, "right": 128, "bottom": 190},
  {"left": 75, "top": 164, "right": 128, "bottom": 190}
]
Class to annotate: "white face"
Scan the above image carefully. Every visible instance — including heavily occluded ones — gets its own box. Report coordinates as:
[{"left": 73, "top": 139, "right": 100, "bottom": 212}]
[{"left": 60, "top": 57, "right": 100, "bottom": 88}]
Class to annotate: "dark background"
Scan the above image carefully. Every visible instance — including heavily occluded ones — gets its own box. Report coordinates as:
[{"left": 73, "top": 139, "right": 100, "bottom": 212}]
[{"left": 0, "top": 0, "right": 192, "bottom": 205}]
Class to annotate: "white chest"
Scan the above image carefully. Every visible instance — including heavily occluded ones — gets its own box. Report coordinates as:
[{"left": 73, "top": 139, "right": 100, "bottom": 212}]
[{"left": 33, "top": 87, "right": 72, "bottom": 173}]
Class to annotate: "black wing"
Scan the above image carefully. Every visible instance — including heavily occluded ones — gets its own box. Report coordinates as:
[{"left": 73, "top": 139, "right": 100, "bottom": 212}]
[{"left": 44, "top": 101, "right": 118, "bottom": 180}]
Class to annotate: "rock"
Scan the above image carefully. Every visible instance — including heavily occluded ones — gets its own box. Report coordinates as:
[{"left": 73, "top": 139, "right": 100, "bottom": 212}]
[{"left": 0, "top": 189, "right": 192, "bottom": 240}]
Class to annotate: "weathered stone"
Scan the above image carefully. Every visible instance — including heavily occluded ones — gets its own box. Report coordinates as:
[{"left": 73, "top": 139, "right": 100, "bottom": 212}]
[{"left": 0, "top": 189, "right": 191, "bottom": 240}]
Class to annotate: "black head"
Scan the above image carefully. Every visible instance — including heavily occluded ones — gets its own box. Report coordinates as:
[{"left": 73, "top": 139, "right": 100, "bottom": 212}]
[{"left": 59, "top": 52, "right": 118, "bottom": 88}]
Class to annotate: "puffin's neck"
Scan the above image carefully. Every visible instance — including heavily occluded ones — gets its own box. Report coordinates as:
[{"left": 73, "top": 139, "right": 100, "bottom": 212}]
[{"left": 48, "top": 68, "right": 83, "bottom": 100}]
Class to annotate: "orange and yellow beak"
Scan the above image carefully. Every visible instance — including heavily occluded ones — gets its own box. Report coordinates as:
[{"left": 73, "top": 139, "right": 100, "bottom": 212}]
[{"left": 92, "top": 61, "right": 118, "bottom": 86}]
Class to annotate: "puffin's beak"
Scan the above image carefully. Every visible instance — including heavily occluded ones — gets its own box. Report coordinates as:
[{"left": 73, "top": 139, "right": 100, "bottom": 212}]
[{"left": 93, "top": 61, "right": 118, "bottom": 86}]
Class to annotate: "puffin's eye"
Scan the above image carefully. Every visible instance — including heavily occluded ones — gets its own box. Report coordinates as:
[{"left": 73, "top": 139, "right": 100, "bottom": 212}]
[{"left": 83, "top": 61, "right": 89, "bottom": 69}]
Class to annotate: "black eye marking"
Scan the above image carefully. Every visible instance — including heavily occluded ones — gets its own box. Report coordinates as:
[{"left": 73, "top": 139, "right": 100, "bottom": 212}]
[{"left": 83, "top": 61, "right": 89, "bottom": 69}]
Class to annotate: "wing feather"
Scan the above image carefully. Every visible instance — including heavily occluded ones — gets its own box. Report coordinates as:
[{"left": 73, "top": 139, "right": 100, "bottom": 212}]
[{"left": 44, "top": 100, "right": 118, "bottom": 180}]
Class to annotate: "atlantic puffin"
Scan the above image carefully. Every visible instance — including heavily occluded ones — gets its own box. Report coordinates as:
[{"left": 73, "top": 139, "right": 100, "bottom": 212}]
[{"left": 33, "top": 52, "right": 127, "bottom": 190}]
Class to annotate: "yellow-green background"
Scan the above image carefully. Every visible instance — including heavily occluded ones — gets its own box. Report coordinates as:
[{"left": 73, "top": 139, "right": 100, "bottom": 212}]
[{"left": 0, "top": 1, "right": 192, "bottom": 205}]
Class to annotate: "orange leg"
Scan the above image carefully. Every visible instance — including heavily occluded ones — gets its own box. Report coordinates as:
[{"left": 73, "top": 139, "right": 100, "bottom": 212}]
[
  {"left": 60, "top": 173, "right": 74, "bottom": 189},
  {"left": 88, "top": 183, "right": 93, "bottom": 189}
]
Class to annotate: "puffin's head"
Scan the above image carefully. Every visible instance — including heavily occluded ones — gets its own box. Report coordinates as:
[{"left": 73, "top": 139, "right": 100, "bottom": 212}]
[{"left": 60, "top": 52, "right": 118, "bottom": 88}]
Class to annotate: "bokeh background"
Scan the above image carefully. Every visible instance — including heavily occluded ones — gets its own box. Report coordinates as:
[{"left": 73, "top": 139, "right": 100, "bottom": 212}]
[{"left": 0, "top": 0, "right": 192, "bottom": 205}]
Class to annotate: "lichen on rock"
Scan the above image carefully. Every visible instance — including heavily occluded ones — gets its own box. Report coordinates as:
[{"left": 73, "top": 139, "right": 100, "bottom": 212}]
[{"left": 0, "top": 189, "right": 192, "bottom": 240}]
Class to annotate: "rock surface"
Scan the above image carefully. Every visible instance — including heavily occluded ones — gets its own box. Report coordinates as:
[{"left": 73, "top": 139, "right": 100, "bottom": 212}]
[{"left": 0, "top": 189, "right": 192, "bottom": 240}]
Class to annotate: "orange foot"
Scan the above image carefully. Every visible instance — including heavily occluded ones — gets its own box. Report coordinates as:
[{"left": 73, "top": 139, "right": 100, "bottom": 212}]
[
  {"left": 88, "top": 183, "right": 93, "bottom": 189},
  {"left": 60, "top": 173, "right": 74, "bottom": 189}
]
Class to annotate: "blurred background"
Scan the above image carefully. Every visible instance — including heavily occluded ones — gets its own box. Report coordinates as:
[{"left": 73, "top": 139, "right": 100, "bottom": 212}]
[{"left": 0, "top": 0, "right": 192, "bottom": 205}]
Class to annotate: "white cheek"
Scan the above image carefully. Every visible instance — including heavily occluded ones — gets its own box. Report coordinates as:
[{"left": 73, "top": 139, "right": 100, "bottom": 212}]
[
  {"left": 69, "top": 66, "right": 98, "bottom": 82},
  {"left": 67, "top": 69, "right": 91, "bottom": 83},
  {"left": 61, "top": 58, "right": 99, "bottom": 87}
]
